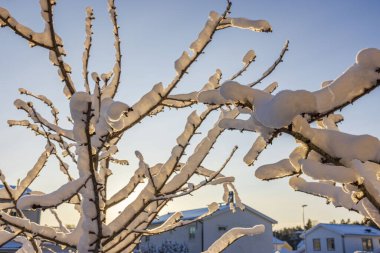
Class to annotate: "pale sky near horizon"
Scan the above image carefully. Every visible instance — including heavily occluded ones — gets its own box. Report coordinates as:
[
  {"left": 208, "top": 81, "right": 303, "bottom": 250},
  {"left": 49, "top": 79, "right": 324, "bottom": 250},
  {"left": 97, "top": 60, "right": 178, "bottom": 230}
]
[{"left": 0, "top": 0, "right": 379, "bottom": 229}]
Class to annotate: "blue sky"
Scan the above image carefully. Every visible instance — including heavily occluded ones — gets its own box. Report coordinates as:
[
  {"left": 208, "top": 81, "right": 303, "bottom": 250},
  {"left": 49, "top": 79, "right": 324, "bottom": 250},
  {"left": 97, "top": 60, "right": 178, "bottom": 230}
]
[{"left": 0, "top": 0, "right": 379, "bottom": 228}]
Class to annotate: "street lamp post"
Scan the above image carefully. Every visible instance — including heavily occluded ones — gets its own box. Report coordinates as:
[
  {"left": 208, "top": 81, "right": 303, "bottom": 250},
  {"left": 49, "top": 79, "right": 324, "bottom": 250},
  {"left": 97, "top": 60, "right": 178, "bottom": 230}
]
[
  {"left": 302, "top": 204, "right": 308, "bottom": 229},
  {"left": 302, "top": 204, "right": 308, "bottom": 252}
]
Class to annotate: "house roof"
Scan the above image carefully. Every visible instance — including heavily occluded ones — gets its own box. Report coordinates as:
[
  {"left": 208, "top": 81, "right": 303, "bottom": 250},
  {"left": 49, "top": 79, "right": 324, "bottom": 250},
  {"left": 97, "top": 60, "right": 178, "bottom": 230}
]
[
  {"left": 0, "top": 241, "right": 22, "bottom": 249},
  {"left": 0, "top": 185, "right": 32, "bottom": 198},
  {"left": 0, "top": 185, "right": 31, "bottom": 192},
  {"left": 297, "top": 240, "right": 305, "bottom": 249},
  {"left": 273, "top": 236, "right": 285, "bottom": 244},
  {"left": 305, "top": 223, "right": 380, "bottom": 237},
  {"left": 0, "top": 185, "right": 32, "bottom": 203},
  {"left": 152, "top": 203, "right": 277, "bottom": 225}
]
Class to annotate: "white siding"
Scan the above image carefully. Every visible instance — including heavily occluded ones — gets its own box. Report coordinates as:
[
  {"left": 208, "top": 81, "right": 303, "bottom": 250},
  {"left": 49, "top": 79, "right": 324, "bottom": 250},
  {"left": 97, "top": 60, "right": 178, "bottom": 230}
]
[
  {"left": 23, "top": 209, "right": 41, "bottom": 224},
  {"left": 305, "top": 227, "right": 380, "bottom": 253},
  {"left": 202, "top": 208, "right": 273, "bottom": 253},
  {"left": 140, "top": 221, "right": 203, "bottom": 253},
  {"left": 305, "top": 227, "right": 343, "bottom": 253},
  {"left": 139, "top": 208, "right": 274, "bottom": 253},
  {"left": 344, "top": 235, "right": 380, "bottom": 253}
]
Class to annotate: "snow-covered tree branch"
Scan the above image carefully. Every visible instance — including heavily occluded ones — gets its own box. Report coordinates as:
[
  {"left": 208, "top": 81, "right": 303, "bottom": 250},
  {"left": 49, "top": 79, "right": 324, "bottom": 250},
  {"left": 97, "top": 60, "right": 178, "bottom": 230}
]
[
  {"left": 0, "top": 0, "right": 273, "bottom": 252},
  {"left": 198, "top": 47, "right": 380, "bottom": 226}
]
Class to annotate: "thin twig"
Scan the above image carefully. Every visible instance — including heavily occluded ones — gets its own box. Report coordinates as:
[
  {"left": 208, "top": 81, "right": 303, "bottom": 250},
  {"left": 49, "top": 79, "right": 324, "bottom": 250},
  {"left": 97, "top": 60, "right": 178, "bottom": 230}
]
[{"left": 248, "top": 40, "right": 289, "bottom": 87}]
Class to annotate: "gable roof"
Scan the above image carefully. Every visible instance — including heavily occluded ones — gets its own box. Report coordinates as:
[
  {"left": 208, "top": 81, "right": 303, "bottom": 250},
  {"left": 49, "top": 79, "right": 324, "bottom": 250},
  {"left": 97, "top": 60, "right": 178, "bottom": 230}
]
[
  {"left": 305, "top": 223, "right": 380, "bottom": 237},
  {"left": 0, "top": 185, "right": 32, "bottom": 196},
  {"left": 0, "top": 241, "right": 22, "bottom": 250},
  {"left": 152, "top": 203, "right": 277, "bottom": 225},
  {"left": 273, "top": 236, "right": 285, "bottom": 244},
  {"left": 0, "top": 185, "right": 32, "bottom": 202}
]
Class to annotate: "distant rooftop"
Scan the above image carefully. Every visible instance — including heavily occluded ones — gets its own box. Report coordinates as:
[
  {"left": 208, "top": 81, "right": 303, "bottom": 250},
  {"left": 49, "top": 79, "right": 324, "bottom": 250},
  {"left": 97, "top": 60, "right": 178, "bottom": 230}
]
[
  {"left": 0, "top": 185, "right": 32, "bottom": 201},
  {"left": 0, "top": 185, "right": 32, "bottom": 193},
  {"left": 152, "top": 203, "right": 277, "bottom": 225},
  {"left": 273, "top": 236, "right": 285, "bottom": 244},
  {"left": 306, "top": 223, "right": 380, "bottom": 237},
  {"left": 152, "top": 204, "right": 228, "bottom": 225},
  {"left": 0, "top": 241, "right": 21, "bottom": 250}
]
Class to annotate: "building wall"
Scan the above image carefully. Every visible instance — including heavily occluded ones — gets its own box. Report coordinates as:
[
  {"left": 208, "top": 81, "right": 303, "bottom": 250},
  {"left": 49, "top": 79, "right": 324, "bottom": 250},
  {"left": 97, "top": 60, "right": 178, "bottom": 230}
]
[
  {"left": 343, "top": 235, "right": 380, "bottom": 253},
  {"left": 139, "top": 221, "right": 203, "bottom": 253},
  {"left": 139, "top": 208, "right": 274, "bottom": 253},
  {"left": 203, "top": 208, "right": 273, "bottom": 253},
  {"left": 306, "top": 227, "right": 380, "bottom": 253},
  {"left": 23, "top": 209, "right": 41, "bottom": 224},
  {"left": 305, "top": 227, "right": 343, "bottom": 253},
  {"left": 273, "top": 243, "right": 283, "bottom": 251}
]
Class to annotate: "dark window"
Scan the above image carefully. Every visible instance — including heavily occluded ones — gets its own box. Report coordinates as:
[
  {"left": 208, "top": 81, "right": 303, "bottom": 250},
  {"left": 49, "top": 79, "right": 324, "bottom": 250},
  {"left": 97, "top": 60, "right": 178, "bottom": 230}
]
[
  {"left": 218, "top": 225, "right": 227, "bottom": 231},
  {"left": 327, "top": 238, "right": 335, "bottom": 251},
  {"left": 189, "top": 226, "right": 196, "bottom": 239},
  {"left": 145, "top": 236, "right": 150, "bottom": 242},
  {"left": 362, "top": 238, "right": 373, "bottom": 251},
  {"left": 313, "top": 239, "right": 321, "bottom": 251}
]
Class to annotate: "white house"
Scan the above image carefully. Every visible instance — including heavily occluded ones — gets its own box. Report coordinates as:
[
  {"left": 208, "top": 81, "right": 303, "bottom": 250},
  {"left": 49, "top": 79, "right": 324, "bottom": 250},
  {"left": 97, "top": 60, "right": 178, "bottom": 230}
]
[
  {"left": 302, "top": 223, "right": 380, "bottom": 253},
  {"left": 0, "top": 185, "right": 41, "bottom": 253},
  {"left": 0, "top": 185, "right": 41, "bottom": 225},
  {"left": 273, "top": 237, "right": 293, "bottom": 252},
  {"left": 138, "top": 202, "right": 277, "bottom": 253}
]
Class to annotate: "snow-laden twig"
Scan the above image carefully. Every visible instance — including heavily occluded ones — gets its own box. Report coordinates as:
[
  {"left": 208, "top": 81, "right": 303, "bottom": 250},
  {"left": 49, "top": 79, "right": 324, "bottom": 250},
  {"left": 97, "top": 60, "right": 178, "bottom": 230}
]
[
  {"left": 104, "top": 108, "right": 215, "bottom": 239},
  {"left": 49, "top": 209, "right": 69, "bottom": 234},
  {"left": 14, "top": 145, "right": 54, "bottom": 200},
  {"left": 0, "top": 172, "right": 41, "bottom": 252},
  {"left": 0, "top": 230, "right": 22, "bottom": 248},
  {"left": 147, "top": 202, "right": 220, "bottom": 236},
  {"left": 7, "top": 120, "right": 59, "bottom": 142},
  {"left": 229, "top": 50, "right": 256, "bottom": 80},
  {"left": 17, "top": 176, "right": 90, "bottom": 210},
  {"left": 248, "top": 40, "right": 289, "bottom": 87},
  {"left": 154, "top": 146, "right": 238, "bottom": 201},
  {"left": 102, "top": 201, "right": 169, "bottom": 252},
  {"left": 106, "top": 151, "right": 153, "bottom": 209},
  {"left": 101, "top": 0, "right": 122, "bottom": 99},
  {"left": 0, "top": 7, "right": 53, "bottom": 49},
  {"left": 0, "top": 211, "right": 77, "bottom": 248},
  {"left": 217, "top": 16, "right": 272, "bottom": 32},
  {"left": 82, "top": 7, "right": 94, "bottom": 93},
  {"left": 16, "top": 89, "right": 77, "bottom": 163},
  {"left": 213, "top": 49, "right": 380, "bottom": 129},
  {"left": 18, "top": 88, "right": 60, "bottom": 125},
  {"left": 109, "top": 1, "right": 233, "bottom": 138},
  {"left": 0, "top": 0, "right": 75, "bottom": 97},
  {"left": 43, "top": 0, "right": 76, "bottom": 97},
  {"left": 160, "top": 69, "right": 222, "bottom": 110},
  {"left": 160, "top": 110, "right": 238, "bottom": 194},
  {"left": 13, "top": 99, "right": 74, "bottom": 140},
  {"left": 202, "top": 225, "right": 265, "bottom": 253}
]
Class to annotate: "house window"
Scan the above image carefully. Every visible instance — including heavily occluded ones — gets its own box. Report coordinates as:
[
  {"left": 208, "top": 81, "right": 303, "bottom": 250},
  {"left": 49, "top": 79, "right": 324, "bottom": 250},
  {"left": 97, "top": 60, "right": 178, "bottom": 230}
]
[
  {"left": 145, "top": 236, "right": 150, "bottom": 242},
  {"left": 189, "top": 226, "right": 196, "bottom": 239},
  {"left": 313, "top": 239, "right": 321, "bottom": 251},
  {"left": 218, "top": 225, "right": 227, "bottom": 231},
  {"left": 362, "top": 238, "right": 373, "bottom": 251},
  {"left": 327, "top": 238, "right": 335, "bottom": 251}
]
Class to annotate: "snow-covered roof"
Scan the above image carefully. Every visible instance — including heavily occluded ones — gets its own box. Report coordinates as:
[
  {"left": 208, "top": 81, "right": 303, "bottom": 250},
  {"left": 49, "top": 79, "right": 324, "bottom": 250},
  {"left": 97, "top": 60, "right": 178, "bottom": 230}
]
[
  {"left": 153, "top": 206, "right": 211, "bottom": 224},
  {"left": 0, "top": 241, "right": 22, "bottom": 250},
  {"left": 297, "top": 240, "right": 305, "bottom": 249},
  {"left": 0, "top": 185, "right": 32, "bottom": 193},
  {"left": 305, "top": 223, "right": 380, "bottom": 237},
  {"left": 152, "top": 203, "right": 276, "bottom": 225},
  {"left": 273, "top": 236, "right": 285, "bottom": 244},
  {"left": 0, "top": 185, "right": 32, "bottom": 201}
]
